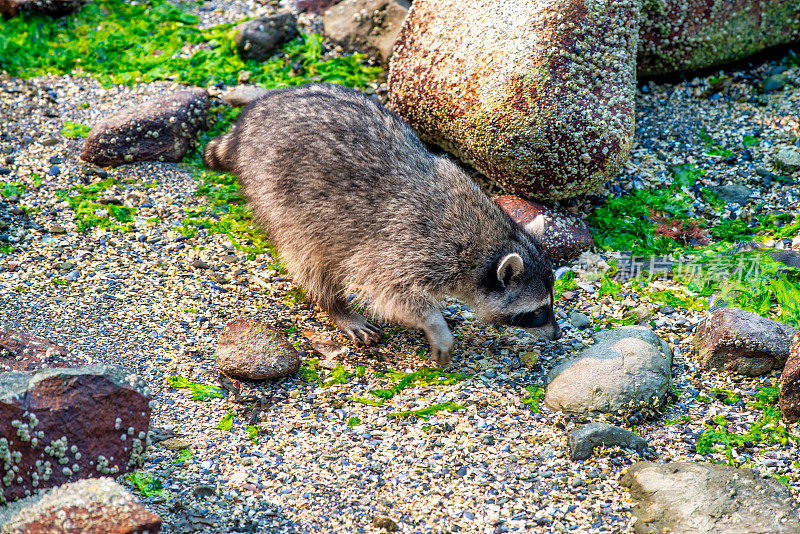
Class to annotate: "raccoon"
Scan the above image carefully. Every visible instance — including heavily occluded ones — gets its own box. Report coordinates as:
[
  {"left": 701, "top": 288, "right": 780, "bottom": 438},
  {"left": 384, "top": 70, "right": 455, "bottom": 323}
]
[{"left": 204, "top": 83, "right": 561, "bottom": 365}]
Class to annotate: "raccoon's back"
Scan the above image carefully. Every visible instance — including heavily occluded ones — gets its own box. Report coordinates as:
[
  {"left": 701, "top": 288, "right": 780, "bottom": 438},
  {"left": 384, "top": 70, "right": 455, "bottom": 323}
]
[{"left": 204, "top": 84, "right": 515, "bottom": 290}]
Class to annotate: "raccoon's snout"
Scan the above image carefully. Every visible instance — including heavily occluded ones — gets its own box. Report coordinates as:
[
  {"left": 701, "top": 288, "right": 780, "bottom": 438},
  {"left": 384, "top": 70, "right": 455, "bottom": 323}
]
[
  {"left": 508, "top": 308, "right": 562, "bottom": 341},
  {"left": 508, "top": 309, "right": 549, "bottom": 328}
]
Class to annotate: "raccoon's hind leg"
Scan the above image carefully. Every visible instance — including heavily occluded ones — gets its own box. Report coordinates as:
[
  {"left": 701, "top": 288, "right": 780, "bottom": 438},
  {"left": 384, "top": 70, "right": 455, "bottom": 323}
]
[{"left": 324, "top": 297, "right": 382, "bottom": 346}]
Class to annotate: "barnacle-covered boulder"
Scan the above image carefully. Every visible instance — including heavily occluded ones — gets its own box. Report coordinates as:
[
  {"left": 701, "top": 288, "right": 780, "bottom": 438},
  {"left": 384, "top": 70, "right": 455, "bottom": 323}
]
[
  {"left": 0, "top": 365, "right": 152, "bottom": 503},
  {"left": 638, "top": 0, "right": 800, "bottom": 76},
  {"left": 1, "top": 478, "right": 162, "bottom": 533},
  {"left": 81, "top": 89, "right": 209, "bottom": 167},
  {"left": 388, "top": 0, "right": 639, "bottom": 200}
]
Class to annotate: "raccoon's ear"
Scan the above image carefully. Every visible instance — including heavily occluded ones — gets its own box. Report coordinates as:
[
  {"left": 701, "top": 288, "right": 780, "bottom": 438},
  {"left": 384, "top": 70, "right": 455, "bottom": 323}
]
[
  {"left": 524, "top": 215, "right": 545, "bottom": 237},
  {"left": 497, "top": 253, "right": 524, "bottom": 287}
]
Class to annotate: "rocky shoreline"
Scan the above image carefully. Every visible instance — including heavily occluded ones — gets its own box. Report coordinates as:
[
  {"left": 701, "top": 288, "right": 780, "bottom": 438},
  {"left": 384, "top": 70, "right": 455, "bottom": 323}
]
[{"left": 1, "top": 0, "right": 799, "bottom": 533}]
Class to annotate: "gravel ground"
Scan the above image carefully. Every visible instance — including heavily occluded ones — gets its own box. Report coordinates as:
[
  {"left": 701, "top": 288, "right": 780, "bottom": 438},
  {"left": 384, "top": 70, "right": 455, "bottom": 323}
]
[{"left": 1, "top": 17, "right": 800, "bottom": 534}]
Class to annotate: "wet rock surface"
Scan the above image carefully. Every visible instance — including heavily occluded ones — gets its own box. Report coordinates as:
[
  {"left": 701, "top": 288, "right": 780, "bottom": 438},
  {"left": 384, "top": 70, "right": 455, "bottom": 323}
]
[
  {"left": 0, "top": 365, "right": 152, "bottom": 502},
  {"left": 389, "top": 0, "right": 639, "bottom": 200},
  {"left": 780, "top": 333, "right": 800, "bottom": 423},
  {"left": 0, "top": 477, "right": 161, "bottom": 534},
  {"left": 545, "top": 327, "right": 672, "bottom": 417},
  {"left": 545, "top": 327, "right": 672, "bottom": 415},
  {"left": 323, "top": 0, "right": 410, "bottom": 63},
  {"left": 622, "top": 461, "right": 800, "bottom": 533},
  {"left": 494, "top": 195, "right": 595, "bottom": 262},
  {"left": 0, "top": 329, "right": 87, "bottom": 372},
  {"left": 568, "top": 423, "right": 648, "bottom": 461},
  {"left": 215, "top": 317, "right": 300, "bottom": 380},
  {"left": 80, "top": 89, "right": 209, "bottom": 167},
  {"left": 234, "top": 13, "right": 299, "bottom": 62},
  {"left": 692, "top": 307, "right": 798, "bottom": 377},
  {"left": 638, "top": 0, "right": 800, "bottom": 76}
]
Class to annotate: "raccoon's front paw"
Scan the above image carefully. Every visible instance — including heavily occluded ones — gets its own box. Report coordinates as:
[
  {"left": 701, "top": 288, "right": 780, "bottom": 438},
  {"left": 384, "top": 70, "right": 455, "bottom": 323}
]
[{"left": 426, "top": 330, "right": 454, "bottom": 367}]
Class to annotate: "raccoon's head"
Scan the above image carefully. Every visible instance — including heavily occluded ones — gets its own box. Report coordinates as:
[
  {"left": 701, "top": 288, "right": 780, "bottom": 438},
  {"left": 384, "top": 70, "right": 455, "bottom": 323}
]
[{"left": 465, "top": 217, "right": 561, "bottom": 340}]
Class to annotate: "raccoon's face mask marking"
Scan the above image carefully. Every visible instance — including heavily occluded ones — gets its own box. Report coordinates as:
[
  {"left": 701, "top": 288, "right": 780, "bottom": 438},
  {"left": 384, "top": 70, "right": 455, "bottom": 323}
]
[{"left": 469, "top": 249, "right": 561, "bottom": 341}]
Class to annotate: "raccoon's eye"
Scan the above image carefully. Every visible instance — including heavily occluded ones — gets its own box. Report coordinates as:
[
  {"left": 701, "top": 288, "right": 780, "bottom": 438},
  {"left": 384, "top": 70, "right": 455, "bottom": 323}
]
[{"left": 509, "top": 308, "right": 548, "bottom": 328}]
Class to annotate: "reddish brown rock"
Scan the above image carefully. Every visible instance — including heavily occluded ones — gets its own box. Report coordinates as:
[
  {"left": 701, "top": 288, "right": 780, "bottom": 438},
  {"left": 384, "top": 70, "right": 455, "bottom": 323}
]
[
  {"left": 780, "top": 333, "right": 800, "bottom": 423},
  {"left": 638, "top": 1, "right": 800, "bottom": 76},
  {"left": 692, "top": 307, "right": 798, "bottom": 377},
  {"left": 0, "top": 330, "right": 88, "bottom": 373},
  {"left": 495, "top": 195, "right": 594, "bottom": 262},
  {"left": 216, "top": 317, "right": 300, "bottom": 380},
  {"left": 80, "top": 89, "right": 209, "bottom": 167},
  {"left": 0, "top": 0, "right": 86, "bottom": 17},
  {"left": 0, "top": 365, "right": 151, "bottom": 503},
  {"left": 389, "top": 0, "right": 639, "bottom": 200},
  {"left": 1, "top": 478, "right": 161, "bottom": 533}
]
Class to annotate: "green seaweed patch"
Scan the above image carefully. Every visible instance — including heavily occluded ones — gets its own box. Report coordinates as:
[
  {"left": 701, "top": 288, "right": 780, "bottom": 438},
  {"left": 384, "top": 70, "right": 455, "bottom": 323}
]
[
  {"left": 695, "top": 386, "right": 800, "bottom": 464},
  {"left": 521, "top": 384, "right": 544, "bottom": 413},
  {"left": 166, "top": 375, "right": 225, "bottom": 401},
  {"left": 245, "top": 424, "right": 261, "bottom": 444},
  {"left": 125, "top": 472, "right": 165, "bottom": 497},
  {"left": 60, "top": 121, "right": 91, "bottom": 138},
  {"left": 0, "top": 0, "right": 381, "bottom": 90},
  {"left": 323, "top": 363, "right": 350, "bottom": 387},
  {"left": 588, "top": 164, "right": 702, "bottom": 255},
  {"left": 663, "top": 415, "right": 692, "bottom": 425},
  {"left": 554, "top": 270, "right": 576, "bottom": 299},
  {"left": 387, "top": 402, "right": 465, "bottom": 421},
  {"left": 710, "top": 388, "right": 740, "bottom": 405},
  {"left": 173, "top": 449, "right": 194, "bottom": 463},
  {"left": 55, "top": 177, "right": 137, "bottom": 232},
  {"left": 214, "top": 411, "right": 234, "bottom": 431},
  {"left": 1, "top": 182, "right": 24, "bottom": 198},
  {"left": 299, "top": 358, "right": 322, "bottom": 384},
  {"left": 369, "top": 368, "right": 469, "bottom": 402},
  {"left": 347, "top": 416, "right": 361, "bottom": 427},
  {"left": 699, "top": 128, "right": 735, "bottom": 158},
  {"left": 742, "top": 134, "right": 760, "bottom": 147}
]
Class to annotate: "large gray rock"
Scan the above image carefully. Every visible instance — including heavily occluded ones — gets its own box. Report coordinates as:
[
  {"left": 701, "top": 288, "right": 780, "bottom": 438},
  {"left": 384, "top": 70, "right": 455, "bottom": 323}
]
[
  {"left": 0, "top": 477, "right": 161, "bottom": 533},
  {"left": 389, "top": 0, "right": 639, "bottom": 201},
  {"left": 215, "top": 317, "right": 300, "bottom": 380},
  {"left": 0, "top": 365, "right": 152, "bottom": 503},
  {"left": 568, "top": 422, "right": 648, "bottom": 461},
  {"left": 0, "top": 0, "right": 86, "bottom": 17},
  {"left": 773, "top": 147, "right": 800, "bottom": 174},
  {"left": 545, "top": 327, "right": 672, "bottom": 417},
  {"left": 235, "top": 13, "right": 299, "bottom": 62},
  {"left": 81, "top": 89, "right": 209, "bottom": 167},
  {"left": 323, "top": 0, "right": 410, "bottom": 63},
  {"left": 638, "top": 1, "right": 800, "bottom": 76},
  {"left": 622, "top": 462, "right": 800, "bottom": 534},
  {"left": 692, "top": 307, "right": 798, "bottom": 377}
]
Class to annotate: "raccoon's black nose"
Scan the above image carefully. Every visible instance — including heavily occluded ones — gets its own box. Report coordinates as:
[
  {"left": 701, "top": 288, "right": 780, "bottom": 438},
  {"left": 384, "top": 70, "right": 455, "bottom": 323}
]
[{"left": 509, "top": 309, "right": 548, "bottom": 328}]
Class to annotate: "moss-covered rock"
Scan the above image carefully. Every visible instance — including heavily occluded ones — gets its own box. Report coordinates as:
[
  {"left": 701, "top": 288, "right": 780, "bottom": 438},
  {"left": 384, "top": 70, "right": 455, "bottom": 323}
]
[{"left": 639, "top": 0, "right": 800, "bottom": 76}]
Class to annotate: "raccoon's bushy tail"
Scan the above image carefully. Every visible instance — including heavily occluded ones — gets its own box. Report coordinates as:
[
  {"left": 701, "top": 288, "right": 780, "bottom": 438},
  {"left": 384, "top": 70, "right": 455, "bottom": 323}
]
[{"left": 202, "top": 133, "right": 236, "bottom": 172}]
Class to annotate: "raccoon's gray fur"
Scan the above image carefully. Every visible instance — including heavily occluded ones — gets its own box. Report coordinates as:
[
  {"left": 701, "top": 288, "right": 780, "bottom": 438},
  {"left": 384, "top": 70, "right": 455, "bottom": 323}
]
[{"left": 204, "top": 83, "right": 560, "bottom": 365}]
